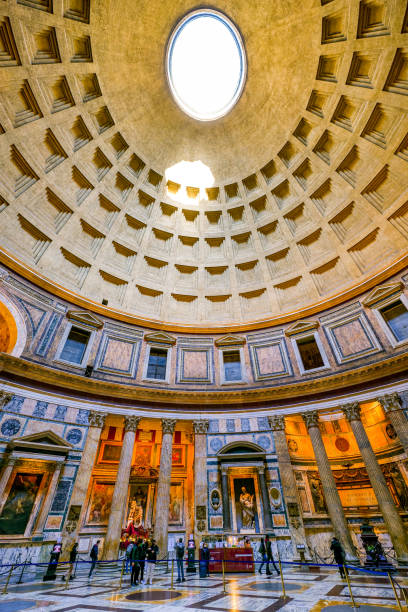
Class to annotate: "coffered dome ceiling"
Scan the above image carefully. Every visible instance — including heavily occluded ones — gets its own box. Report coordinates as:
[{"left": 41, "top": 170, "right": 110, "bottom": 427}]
[{"left": 0, "top": 0, "right": 407, "bottom": 329}]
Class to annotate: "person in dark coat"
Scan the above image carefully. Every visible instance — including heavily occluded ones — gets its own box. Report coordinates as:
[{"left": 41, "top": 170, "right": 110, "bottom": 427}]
[
  {"left": 88, "top": 540, "right": 100, "bottom": 578},
  {"left": 330, "top": 537, "right": 346, "bottom": 579},
  {"left": 258, "top": 538, "right": 268, "bottom": 575},
  {"left": 130, "top": 538, "right": 142, "bottom": 585},
  {"left": 138, "top": 539, "right": 147, "bottom": 584},
  {"left": 265, "top": 535, "right": 280, "bottom": 576},
  {"left": 202, "top": 543, "right": 210, "bottom": 577}
]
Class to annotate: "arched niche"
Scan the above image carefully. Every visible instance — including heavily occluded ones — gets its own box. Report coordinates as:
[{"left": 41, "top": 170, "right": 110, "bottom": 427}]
[
  {"left": 217, "top": 441, "right": 266, "bottom": 460},
  {"left": 0, "top": 296, "right": 27, "bottom": 357}
]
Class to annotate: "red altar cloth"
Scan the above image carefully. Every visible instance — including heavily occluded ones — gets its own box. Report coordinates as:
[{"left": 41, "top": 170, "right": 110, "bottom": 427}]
[{"left": 203, "top": 547, "right": 254, "bottom": 573}]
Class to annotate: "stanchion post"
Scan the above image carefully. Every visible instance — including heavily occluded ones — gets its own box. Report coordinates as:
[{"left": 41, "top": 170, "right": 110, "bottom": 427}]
[
  {"left": 64, "top": 562, "right": 73, "bottom": 590},
  {"left": 171, "top": 558, "right": 174, "bottom": 589},
  {"left": 343, "top": 565, "right": 359, "bottom": 609},
  {"left": 118, "top": 557, "right": 125, "bottom": 590},
  {"left": 222, "top": 551, "right": 226, "bottom": 595},
  {"left": 277, "top": 548, "right": 286, "bottom": 600},
  {"left": 2, "top": 563, "right": 15, "bottom": 595},
  {"left": 388, "top": 572, "right": 403, "bottom": 612},
  {"left": 17, "top": 558, "right": 28, "bottom": 584}
]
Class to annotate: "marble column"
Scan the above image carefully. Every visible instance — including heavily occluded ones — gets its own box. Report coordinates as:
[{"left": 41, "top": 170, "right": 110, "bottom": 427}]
[
  {"left": 269, "top": 415, "right": 308, "bottom": 557},
  {"left": 303, "top": 411, "right": 358, "bottom": 562},
  {"left": 377, "top": 393, "right": 408, "bottom": 454},
  {"left": 62, "top": 411, "right": 106, "bottom": 558},
  {"left": 103, "top": 415, "right": 140, "bottom": 559},
  {"left": 154, "top": 418, "right": 177, "bottom": 556},
  {"left": 33, "top": 461, "right": 63, "bottom": 537},
  {"left": 258, "top": 466, "right": 273, "bottom": 532},
  {"left": 0, "top": 457, "right": 17, "bottom": 511},
  {"left": 221, "top": 466, "right": 231, "bottom": 531},
  {"left": 343, "top": 402, "right": 408, "bottom": 565},
  {"left": 193, "top": 420, "right": 209, "bottom": 540}
]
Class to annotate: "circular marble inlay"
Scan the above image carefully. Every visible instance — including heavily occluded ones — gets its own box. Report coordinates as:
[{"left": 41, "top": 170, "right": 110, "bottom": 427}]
[
  {"left": 249, "top": 581, "right": 303, "bottom": 591},
  {"left": 166, "top": 9, "right": 246, "bottom": 121},
  {"left": 210, "top": 437, "right": 223, "bottom": 452},
  {"left": 66, "top": 428, "right": 83, "bottom": 445},
  {"left": 1, "top": 418, "right": 21, "bottom": 437},
  {"left": 321, "top": 606, "right": 395, "bottom": 612},
  {"left": 126, "top": 590, "right": 182, "bottom": 601}
]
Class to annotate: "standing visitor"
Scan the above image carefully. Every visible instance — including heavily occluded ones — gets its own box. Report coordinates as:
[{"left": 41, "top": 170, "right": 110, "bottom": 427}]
[
  {"left": 265, "top": 535, "right": 280, "bottom": 576},
  {"left": 145, "top": 538, "right": 159, "bottom": 585},
  {"left": 138, "top": 538, "right": 147, "bottom": 584},
  {"left": 258, "top": 538, "right": 268, "bottom": 575},
  {"left": 125, "top": 540, "right": 133, "bottom": 574},
  {"left": 88, "top": 540, "right": 100, "bottom": 579},
  {"left": 330, "top": 537, "right": 346, "bottom": 579},
  {"left": 175, "top": 537, "right": 186, "bottom": 582},
  {"left": 130, "top": 538, "right": 141, "bottom": 585},
  {"left": 202, "top": 542, "right": 210, "bottom": 577}
]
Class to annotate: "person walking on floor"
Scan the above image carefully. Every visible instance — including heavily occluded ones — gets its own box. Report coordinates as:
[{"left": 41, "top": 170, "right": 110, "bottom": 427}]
[
  {"left": 145, "top": 538, "right": 159, "bottom": 585},
  {"left": 258, "top": 538, "right": 268, "bottom": 575},
  {"left": 138, "top": 539, "right": 147, "bottom": 584},
  {"left": 130, "top": 538, "right": 142, "bottom": 586},
  {"left": 175, "top": 537, "right": 186, "bottom": 582},
  {"left": 265, "top": 535, "right": 280, "bottom": 576},
  {"left": 330, "top": 537, "right": 347, "bottom": 579},
  {"left": 202, "top": 542, "right": 210, "bottom": 577},
  {"left": 88, "top": 540, "right": 100, "bottom": 579}
]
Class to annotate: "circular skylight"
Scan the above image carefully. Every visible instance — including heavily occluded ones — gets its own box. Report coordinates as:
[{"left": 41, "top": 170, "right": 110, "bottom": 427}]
[{"left": 166, "top": 10, "right": 246, "bottom": 121}]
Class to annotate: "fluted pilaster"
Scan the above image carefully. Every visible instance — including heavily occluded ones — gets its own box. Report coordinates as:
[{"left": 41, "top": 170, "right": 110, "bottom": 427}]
[{"left": 154, "top": 418, "right": 177, "bottom": 555}]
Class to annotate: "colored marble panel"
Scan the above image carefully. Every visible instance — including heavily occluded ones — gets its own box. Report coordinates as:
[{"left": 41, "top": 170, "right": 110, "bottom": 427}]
[
  {"left": 256, "top": 344, "right": 284, "bottom": 375},
  {"left": 332, "top": 319, "right": 373, "bottom": 357},
  {"left": 101, "top": 338, "right": 134, "bottom": 371},
  {"left": 182, "top": 350, "right": 208, "bottom": 379}
]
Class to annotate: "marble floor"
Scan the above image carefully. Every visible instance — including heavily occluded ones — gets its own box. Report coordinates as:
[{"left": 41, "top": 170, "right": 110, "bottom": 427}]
[{"left": 0, "top": 564, "right": 406, "bottom": 612}]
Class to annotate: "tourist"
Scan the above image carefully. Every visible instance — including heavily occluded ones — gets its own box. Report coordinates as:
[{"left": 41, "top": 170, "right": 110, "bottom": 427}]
[
  {"left": 88, "top": 540, "right": 100, "bottom": 579},
  {"left": 130, "top": 538, "right": 142, "bottom": 585},
  {"left": 145, "top": 538, "right": 159, "bottom": 585},
  {"left": 175, "top": 537, "right": 186, "bottom": 582},
  {"left": 138, "top": 538, "right": 147, "bottom": 584},
  {"left": 258, "top": 538, "right": 268, "bottom": 575},
  {"left": 330, "top": 537, "right": 346, "bottom": 579},
  {"left": 265, "top": 535, "right": 280, "bottom": 576},
  {"left": 125, "top": 539, "right": 133, "bottom": 574},
  {"left": 202, "top": 542, "right": 210, "bottom": 577}
]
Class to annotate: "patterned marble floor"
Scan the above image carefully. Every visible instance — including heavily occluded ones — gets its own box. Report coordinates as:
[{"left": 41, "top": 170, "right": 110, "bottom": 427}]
[{"left": 0, "top": 565, "right": 406, "bottom": 612}]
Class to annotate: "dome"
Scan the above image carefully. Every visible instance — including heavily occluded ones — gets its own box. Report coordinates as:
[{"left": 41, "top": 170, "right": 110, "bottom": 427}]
[{"left": 0, "top": 0, "right": 407, "bottom": 330}]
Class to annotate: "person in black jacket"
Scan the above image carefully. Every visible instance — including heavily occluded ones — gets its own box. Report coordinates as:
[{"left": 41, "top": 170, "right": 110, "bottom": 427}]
[
  {"left": 265, "top": 535, "right": 280, "bottom": 576},
  {"left": 258, "top": 538, "right": 268, "bottom": 575},
  {"left": 202, "top": 543, "right": 210, "bottom": 577},
  {"left": 330, "top": 537, "right": 346, "bottom": 579},
  {"left": 138, "top": 539, "right": 147, "bottom": 584},
  {"left": 130, "top": 538, "right": 141, "bottom": 585},
  {"left": 88, "top": 540, "right": 100, "bottom": 578},
  {"left": 145, "top": 539, "right": 159, "bottom": 585}
]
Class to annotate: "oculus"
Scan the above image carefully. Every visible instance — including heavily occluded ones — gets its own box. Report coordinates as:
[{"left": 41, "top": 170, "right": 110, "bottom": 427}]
[{"left": 166, "top": 9, "right": 246, "bottom": 121}]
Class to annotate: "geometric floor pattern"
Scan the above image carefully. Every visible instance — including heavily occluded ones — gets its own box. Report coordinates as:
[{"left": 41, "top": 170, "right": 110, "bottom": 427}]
[{"left": 0, "top": 565, "right": 405, "bottom": 611}]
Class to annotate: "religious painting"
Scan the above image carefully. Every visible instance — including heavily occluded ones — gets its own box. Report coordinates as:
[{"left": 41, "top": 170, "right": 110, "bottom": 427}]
[
  {"left": 0, "top": 473, "right": 43, "bottom": 535},
  {"left": 133, "top": 445, "right": 152, "bottom": 468},
  {"left": 45, "top": 515, "right": 63, "bottom": 530},
  {"left": 126, "top": 484, "right": 149, "bottom": 527},
  {"left": 384, "top": 463, "right": 408, "bottom": 510},
  {"left": 172, "top": 446, "right": 186, "bottom": 467},
  {"left": 86, "top": 482, "right": 115, "bottom": 525},
  {"left": 168, "top": 482, "right": 184, "bottom": 526},
  {"left": 99, "top": 442, "right": 122, "bottom": 463},
  {"left": 232, "top": 477, "right": 260, "bottom": 533}
]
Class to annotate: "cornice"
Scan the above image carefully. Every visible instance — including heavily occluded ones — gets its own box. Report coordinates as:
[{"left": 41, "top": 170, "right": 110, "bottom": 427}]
[
  {"left": 1, "top": 351, "right": 408, "bottom": 408},
  {"left": 1, "top": 248, "right": 408, "bottom": 334}
]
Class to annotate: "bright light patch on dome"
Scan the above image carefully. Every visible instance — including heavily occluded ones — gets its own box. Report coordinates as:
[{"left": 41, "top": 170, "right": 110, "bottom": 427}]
[
  {"left": 166, "top": 10, "right": 246, "bottom": 121},
  {"left": 165, "top": 160, "right": 214, "bottom": 188}
]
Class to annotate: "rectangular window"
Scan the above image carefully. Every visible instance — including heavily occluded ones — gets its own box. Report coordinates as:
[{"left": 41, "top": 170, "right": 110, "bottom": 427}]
[
  {"left": 296, "top": 336, "right": 324, "bottom": 371},
  {"left": 146, "top": 347, "right": 168, "bottom": 380},
  {"left": 223, "top": 350, "right": 242, "bottom": 381},
  {"left": 380, "top": 300, "right": 408, "bottom": 342},
  {"left": 60, "top": 326, "right": 91, "bottom": 364}
]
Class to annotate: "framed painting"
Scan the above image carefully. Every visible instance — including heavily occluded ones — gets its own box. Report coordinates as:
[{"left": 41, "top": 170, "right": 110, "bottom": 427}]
[
  {"left": 168, "top": 481, "right": 184, "bottom": 526},
  {"left": 230, "top": 475, "right": 262, "bottom": 534},
  {"left": 133, "top": 444, "right": 152, "bottom": 467},
  {"left": 86, "top": 481, "right": 115, "bottom": 525},
  {"left": 0, "top": 472, "right": 43, "bottom": 535},
  {"left": 172, "top": 445, "right": 186, "bottom": 467},
  {"left": 126, "top": 484, "right": 150, "bottom": 527},
  {"left": 98, "top": 442, "right": 122, "bottom": 463}
]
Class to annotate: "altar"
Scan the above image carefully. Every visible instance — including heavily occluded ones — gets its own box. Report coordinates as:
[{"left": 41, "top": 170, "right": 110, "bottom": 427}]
[{"left": 202, "top": 547, "right": 254, "bottom": 573}]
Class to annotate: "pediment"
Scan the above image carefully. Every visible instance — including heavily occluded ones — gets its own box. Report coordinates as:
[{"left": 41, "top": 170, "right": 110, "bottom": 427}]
[
  {"left": 144, "top": 331, "right": 176, "bottom": 345},
  {"left": 67, "top": 310, "right": 103, "bottom": 329},
  {"left": 214, "top": 335, "right": 246, "bottom": 347},
  {"left": 10, "top": 430, "right": 72, "bottom": 454},
  {"left": 285, "top": 320, "right": 319, "bottom": 337},
  {"left": 362, "top": 282, "right": 404, "bottom": 308}
]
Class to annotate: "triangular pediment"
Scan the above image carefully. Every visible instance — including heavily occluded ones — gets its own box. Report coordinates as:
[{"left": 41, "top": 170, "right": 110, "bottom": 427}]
[
  {"left": 144, "top": 331, "right": 176, "bottom": 345},
  {"left": 215, "top": 335, "right": 246, "bottom": 347},
  {"left": 285, "top": 320, "right": 319, "bottom": 337},
  {"left": 362, "top": 282, "right": 403, "bottom": 308},
  {"left": 9, "top": 430, "right": 72, "bottom": 455},
  {"left": 67, "top": 310, "right": 103, "bottom": 328}
]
